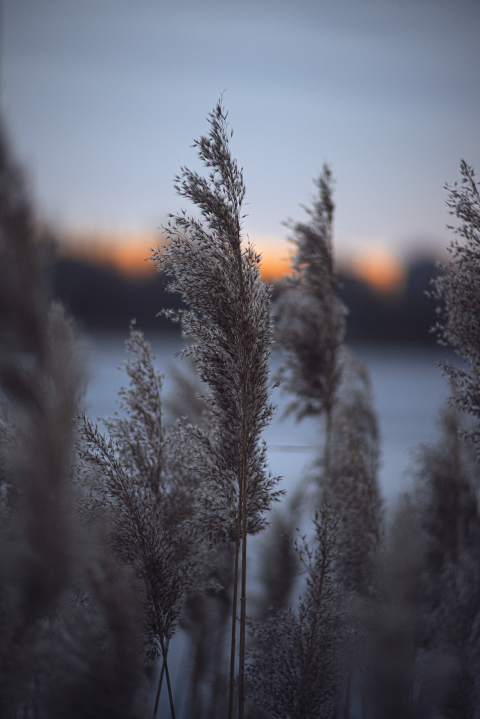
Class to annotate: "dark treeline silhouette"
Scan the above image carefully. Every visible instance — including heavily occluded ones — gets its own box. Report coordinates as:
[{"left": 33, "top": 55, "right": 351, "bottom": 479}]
[
  {"left": 51, "top": 257, "right": 182, "bottom": 332},
  {"left": 338, "top": 259, "right": 440, "bottom": 343},
  {"left": 51, "top": 254, "right": 440, "bottom": 343}
]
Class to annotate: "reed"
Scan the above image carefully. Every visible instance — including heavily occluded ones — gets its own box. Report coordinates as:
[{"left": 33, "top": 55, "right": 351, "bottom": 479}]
[
  {"left": 322, "top": 353, "right": 382, "bottom": 599},
  {"left": 153, "top": 100, "right": 281, "bottom": 719},
  {"left": 0, "top": 116, "right": 149, "bottom": 719},
  {"left": 0, "top": 120, "right": 81, "bottom": 715},
  {"left": 79, "top": 325, "right": 202, "bottom": 718},
  {"left": 431, "top": 161, "right": 480, "bottom": 452},
  {"left": 275, "top": 165, "right": 346, "bottom": 481},
  {"left": 247, "top": 506, "right": 346, "bottom": 719},
  {"left": 410, "top": 404, "right": 480, "bottom": 717},
  {"left": 264, "top": 165, "right": 383, "bottom": 717}
]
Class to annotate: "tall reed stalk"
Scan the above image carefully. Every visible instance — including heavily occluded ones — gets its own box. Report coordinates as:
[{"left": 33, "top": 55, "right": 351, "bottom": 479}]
[
  {"left": 275, "top": 165, "right": 345, "bottom": 481},
  {"left": 0, "top": 117, "right": 148, "bottom": 719},
  {"left": 154, "top": 100, "right": 280, "bottom": 718},
  {"left": 274, "top": 167, "right": 382, "bottom": 716},
  {"left": 247, "top": 506, "right": 346, "bottom": 719},
  {"left": 0, "top": 121, "right": 81, "bottom": 715},
  {"left": 431, "top": 161, "right": 480, "bottom": 453},
  {"left": 79, "top": 326, "right": 200, "bottom": 719}
]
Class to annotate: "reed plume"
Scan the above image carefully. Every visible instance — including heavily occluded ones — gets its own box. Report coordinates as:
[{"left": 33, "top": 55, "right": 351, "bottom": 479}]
[
  {"left": 411, "top": 404, "right": 480, "bottom": 717},
  {"left": 431, "top": 160, "right": 480, "bottom": 452},
  {"left": 275, "top": 165, "right": 346, "bottom": 478},
  {"left": 79, "top": 325, "right": 201, "bottom": 717},
  {"left": 365, "top": 495, "right": 426, "bottom": 719},
  {"left": 275, "top": 165, "right": 382, "bottom": 716},
  {"left": 275, "top": 170, "right": 382, "bottom": 581},
  {"left": 0, "top": 119, "right": 148, "bottom": 718},
  {"left": 253, "top": 496, "right": 302, "bottom": 622},
  {"left": 153, "top": 100, "right": 280, "bottom": 719},
  {"left": 247, "top": 505, "right": 347, "bottom": 719},
  {"left": 365, "top": 405, "right": 480, "bottom": 718},
  {"left": 322, "top": 353, "right": 382, "bottom": 598},
  {"left": 0, "top": 120, "right": 82, "bottom": 715}
]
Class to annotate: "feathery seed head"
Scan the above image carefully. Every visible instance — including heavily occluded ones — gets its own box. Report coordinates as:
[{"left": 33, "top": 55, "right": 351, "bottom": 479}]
[{"left": 153, "top": 101, "right": 281, "bottom": 542}]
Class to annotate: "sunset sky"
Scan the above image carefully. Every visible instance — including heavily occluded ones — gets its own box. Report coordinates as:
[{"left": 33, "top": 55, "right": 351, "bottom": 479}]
[
  {"left": 58, "top": 229, "right": 404, "bottom": 289},
  {"left": 2, "top": 0, "right": 480, "bottom": 287}
]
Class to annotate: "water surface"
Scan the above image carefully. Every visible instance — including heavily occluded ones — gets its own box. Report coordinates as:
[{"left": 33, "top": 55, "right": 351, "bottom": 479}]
[{"left": 82, "top": 331, "right": 457, "bottom": 506}]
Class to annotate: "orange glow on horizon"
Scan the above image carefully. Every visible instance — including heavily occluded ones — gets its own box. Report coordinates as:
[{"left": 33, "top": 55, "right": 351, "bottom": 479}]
[
  {"left": 58, "top": 232, "right": 292, "bottom": 283},
  {"left": 58, "top": 233, "right": 404, "bottom": 293},
  {"left": 58, "top": 232, "right": 160, "bottom": 277},
  {"left": 348, "top": 246, "right": 404, "bottom": 293},
  {"left": 257, "top": 250, "right": 291, "bottom": 283}
]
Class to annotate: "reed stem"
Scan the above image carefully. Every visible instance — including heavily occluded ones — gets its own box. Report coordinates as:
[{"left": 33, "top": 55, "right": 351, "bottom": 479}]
[
  {"left": 324, "top": 406, "right": 332, "bottom": 482},
  {"left": 228, "top": 475, "right": 243, "bottom": 719},
  {"left": 208, "top": 591, "right": 230, "bottom": 719},
  {"left": 232, "top": 191, "right": 250, "bottom": 719},
  {"left": 153, "top": 638, "right": 169, "bottom": 717},
  {"left": 238, "top": 442, "right": 248, "bottom": 719},
  {"left": 159, "top": 635, "right": 176, "bottom": 719}
]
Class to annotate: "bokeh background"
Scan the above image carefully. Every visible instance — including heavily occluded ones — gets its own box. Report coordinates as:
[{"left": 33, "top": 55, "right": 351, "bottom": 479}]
[
  {"left": 3, "top": 0, "right": 480, "bottom": 287},
  {"left": 1, "top": 0, "right": 479, "bottom": 503}
]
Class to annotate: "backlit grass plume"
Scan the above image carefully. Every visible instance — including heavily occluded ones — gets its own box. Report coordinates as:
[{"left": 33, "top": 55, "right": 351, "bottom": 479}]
[
  {"left": 153, "top": 100, "right": 280, "bottom": 719},
  {"left": 323, "top": 354, "right": 382, "bottom": 598},
  {"left": 275, "top": 166, "right": 346, "bottom": 480},
  {"left": 247, "top": 506, "right": 346, "bottom": 719},
  {"left": 412, "top": 405, "right": 480, "bottom": 717},
  {"left": 79, "top": 326, "right": 200, "bottom": 717},
  {"left": 0, "top": 122, "right": 80, "bottom": 715},
  {"left": 0, "top": 120, "right": 147, "bottom": 718},
  {"left": 275, "top": 166, "right": 345, "bottom": 420},
  {"left": 432, "top": 161, "right": 480, "bottom": 451}
]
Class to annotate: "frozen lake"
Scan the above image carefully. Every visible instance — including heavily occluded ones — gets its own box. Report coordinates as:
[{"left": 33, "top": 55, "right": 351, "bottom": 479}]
[{"left": 82, "top": 330, "right": 458, "bottom": 507}]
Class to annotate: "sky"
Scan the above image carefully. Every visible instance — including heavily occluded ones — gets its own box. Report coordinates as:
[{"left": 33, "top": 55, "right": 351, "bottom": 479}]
[{"left": 2, "top": 0, "right": 480, "bottom": 280}]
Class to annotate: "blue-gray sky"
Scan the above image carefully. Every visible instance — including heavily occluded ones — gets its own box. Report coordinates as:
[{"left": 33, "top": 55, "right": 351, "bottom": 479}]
[{"left": 2, "top": 0, "right": 480, "bottom": 269}]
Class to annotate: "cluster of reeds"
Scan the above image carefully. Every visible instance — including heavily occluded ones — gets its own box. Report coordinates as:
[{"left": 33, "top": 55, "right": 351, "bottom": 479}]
[
  {"left": 0, "top": 121, "right": 147, "bottom": 718},
  {"left": 2, "top": 99, "right": 480, "bottom": 719}
]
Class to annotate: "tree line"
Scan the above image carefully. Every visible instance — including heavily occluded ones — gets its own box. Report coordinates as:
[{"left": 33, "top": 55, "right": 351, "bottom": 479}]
[{"left": 52, "top": 248, "right": 439, "bottom": 344}]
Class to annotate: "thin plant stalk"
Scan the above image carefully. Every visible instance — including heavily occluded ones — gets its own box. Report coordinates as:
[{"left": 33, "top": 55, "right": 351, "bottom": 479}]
[
  {"left": 228, "top": 492, "right": 242, "bottom": 719},
  {"left": 153, "top": 661, "right": 164, "bottom": 718},
  {"left": 238, "top": 461, "right": 248, "bottom": 719},
  {"left": 159, "top": 635, "right": 175, "bottom": 719},
  {"left": 154, "top": 101, "right": 279, "bottom": 719},
  {"left": 324, "top": 406, "right": 333, "bottom": 484},
  {"left": 153, "top": 638, "right": 170, "bottom": 718},
  {"left": 236, "top": 233, "right": 250, "bottom": 719},
  {"left": 208, "top": 592, "right": 231, "bottom": 719},
  {"left": 228, "top": 148, "right": 252, "bottom": 719}
]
